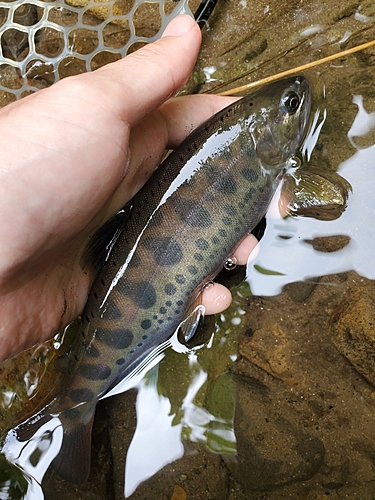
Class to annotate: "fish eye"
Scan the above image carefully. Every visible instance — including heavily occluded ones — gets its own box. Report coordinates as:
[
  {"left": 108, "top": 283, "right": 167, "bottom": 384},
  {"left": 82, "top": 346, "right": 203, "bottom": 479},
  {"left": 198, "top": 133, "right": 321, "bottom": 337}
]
[{"left": 281, "top": 91, "right": 301, "bottom": 114}]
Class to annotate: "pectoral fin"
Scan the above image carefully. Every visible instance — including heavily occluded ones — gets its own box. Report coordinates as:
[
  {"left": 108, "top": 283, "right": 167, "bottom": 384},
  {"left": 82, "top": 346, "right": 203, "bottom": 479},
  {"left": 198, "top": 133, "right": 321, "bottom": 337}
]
[
  {"left": 281, "top": 168, "right": 351, "bottom": 221},
  {"left": 81, "top": 203, "right": 133, "bottom": 280}
]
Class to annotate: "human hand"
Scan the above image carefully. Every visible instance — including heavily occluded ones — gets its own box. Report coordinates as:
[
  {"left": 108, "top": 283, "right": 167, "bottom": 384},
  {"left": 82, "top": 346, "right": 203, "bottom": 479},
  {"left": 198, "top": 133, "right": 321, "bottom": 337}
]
[{"left": 0, "top": 15, "right": 257, "bottom": 361}]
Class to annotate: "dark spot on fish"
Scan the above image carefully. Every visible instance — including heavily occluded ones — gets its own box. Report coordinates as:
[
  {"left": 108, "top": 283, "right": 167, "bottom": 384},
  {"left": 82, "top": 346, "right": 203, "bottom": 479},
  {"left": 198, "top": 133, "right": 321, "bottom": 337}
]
[
  {"left": 215, "top": 174, "right": 237, "bottom": 194},
  {"left": 188, "top": 265, "right": 198, "bottom": 275},
  {"left": 222, "top": 217, "right": 231, "bottom": 226},
  {"left": 112, "top": 260, "right": 117, "bottom": 266},
  {"left": 148, "top": 211, "right": 163, "bottom": 227},
  {"left": 143, "top": 196, "right": 148, "bottom": 206},
  {"left": 96, "top": 327, "right": 134, "bottom": 349},
  {"left": 168, "top": 316, "right": 172, "bottom": 321},
  {"left": 179, "top": 155, "right": 184, "bottom": 162},
  {"left": 64, "top": 408, "right": 81, "bottom": 420},
  {"left": 142, "top": 335, "right": 147, "bottom": 340},
  {"left": 159, "top": 307, "right": 167, "bottom": 314},
  {"left": 90, "top": 312, "right": 95, "bottom": 318},
  {"left": 194, "top": 253, "right": 204, "bottom": 262},
  {"left": 141, "top": 319, "right": 151, "bottom": 330},
  {"left": 171, "top": 198, "right": 212, "bottom": 227},
  {"left": 165, "top": 283, "right": 177, "bottom": 295},
  {"left": 93, "top": 292, "right": 98, "bottom": 299},
  {"left": 70, "top": 388, "right": 95, "bottom": 403},
  {"left": 153, "top": 315, "right": 158, "bottom": 319},
  {"left": 143, "top": 237, "right": 183, "bottom": 266},
  {"left": 209, "top": 254, "right": 214, "bottom": 260},
  {"left": 224, "top": 204, "right": 237, "bottom": 216},
  {"left": 242, "top": 168, "right": 259, "bottom": 183},
  {"left": 84, "top": 314, "right": 90, "bottom": 323},
  {"left": 211, "top": 236, "right": 220, "bottom": 245},
  {"left": 195, "top": 238, "right": 209, "bottom": 250},
  {"left": 175, "top": 310, "right": 181, "bottom": 314},
  {"left": 104, "top": 298, "right": 122, "bottom": 319},
  {"left": 133, "top": 281, "right": 156, "bottom": 309},
  {"left": 116, "top": 358, "right": 125, "bottom": 365},
  {"left": 100, "top": 278, "right": 105, "bottom": 286},
  {"left": 137, "top": 342, "right": 143, "bottom": 347},
  {"left": 80, "top": 363, "right": 111, "bottom": 381},
  {"left": 219, "top": 229, "right": 227, "bottom": 237},
  {"left": 166, "top": 300, "right": 172, "bottom": 306},
  {"left": 87, "top": 345, "right": 100, "bottom": 358},
  {"left": 177, "top": 300, "right": 183, "bottom": 306},
  {"left": 128, "top": 253, "right": 141, "bottom": 268},
  {"left": 175, "top": 274, "right": 186, "bottom": 284},
  {"left": 158, "top": 319, "right": 164, "bottom": 324},
  {"left": 244, "top": 188, "right": 256, "bottom": 203}
]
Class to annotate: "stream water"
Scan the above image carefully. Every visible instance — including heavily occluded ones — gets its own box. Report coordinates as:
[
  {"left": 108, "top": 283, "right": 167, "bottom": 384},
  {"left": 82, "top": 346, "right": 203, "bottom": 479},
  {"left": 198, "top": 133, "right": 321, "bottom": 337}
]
[{"left": 1, "top": 0, "right": 375, "bottom": 499}]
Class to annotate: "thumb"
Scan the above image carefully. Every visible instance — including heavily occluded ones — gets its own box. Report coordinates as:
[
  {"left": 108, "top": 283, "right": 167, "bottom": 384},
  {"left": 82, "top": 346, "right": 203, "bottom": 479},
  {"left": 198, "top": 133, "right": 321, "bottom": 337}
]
[{"left": 87, "top": 14, "right": 201, "bottom": 125}]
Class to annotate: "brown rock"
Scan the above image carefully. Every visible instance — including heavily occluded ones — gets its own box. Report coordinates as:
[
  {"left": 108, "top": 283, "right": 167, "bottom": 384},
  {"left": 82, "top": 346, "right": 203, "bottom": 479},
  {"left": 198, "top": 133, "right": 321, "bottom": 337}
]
[
  {"left": 239, "top": 323, "right": 305, "bottom": 386},
  {"left": 330, "top": 284, "right": 375, "bottom": 386},
  {"left": 225, "top": 368, "right": 325, "bottom": 491}
]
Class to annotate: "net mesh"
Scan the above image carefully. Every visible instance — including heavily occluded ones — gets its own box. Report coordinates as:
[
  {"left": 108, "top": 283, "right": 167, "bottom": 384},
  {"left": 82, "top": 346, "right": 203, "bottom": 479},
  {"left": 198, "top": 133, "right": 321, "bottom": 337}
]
[{"left": 0, "top": 0, "right": 200, "bottom": 106}]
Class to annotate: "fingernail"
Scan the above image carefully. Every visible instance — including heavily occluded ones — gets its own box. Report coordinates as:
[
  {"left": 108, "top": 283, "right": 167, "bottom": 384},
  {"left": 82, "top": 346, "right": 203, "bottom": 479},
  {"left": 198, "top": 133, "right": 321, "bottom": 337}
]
[{"left": 162, "top": 14, "right": 196, "bottom": 37}]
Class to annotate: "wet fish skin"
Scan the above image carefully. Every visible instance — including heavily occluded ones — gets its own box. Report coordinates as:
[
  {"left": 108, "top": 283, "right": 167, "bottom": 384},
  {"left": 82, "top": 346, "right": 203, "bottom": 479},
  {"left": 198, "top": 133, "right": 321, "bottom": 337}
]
[{"left": 21, "top": 76, "right": 311, "bottom": 483}]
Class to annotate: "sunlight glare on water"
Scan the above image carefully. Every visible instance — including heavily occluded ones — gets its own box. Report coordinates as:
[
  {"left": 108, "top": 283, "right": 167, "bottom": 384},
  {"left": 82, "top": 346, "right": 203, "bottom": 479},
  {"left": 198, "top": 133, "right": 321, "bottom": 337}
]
[{"left": 247, "top": 94, "right": 375, "bottom": 296}]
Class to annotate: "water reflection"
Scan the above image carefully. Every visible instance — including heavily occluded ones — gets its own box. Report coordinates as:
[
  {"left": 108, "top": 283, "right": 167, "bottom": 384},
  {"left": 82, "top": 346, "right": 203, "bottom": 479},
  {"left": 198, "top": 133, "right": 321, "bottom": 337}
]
[
  {"left": 1, "top": 417, "right": 62, "bottom": 500},
  {"left": 248, "top": 95, "right": 375, "bottom": 296},
  {"left": 125, "top": 372, "right": 184, "bottom": 497},
  {"left": 125, "top": 336, "right": 236, "bottom": 496}
]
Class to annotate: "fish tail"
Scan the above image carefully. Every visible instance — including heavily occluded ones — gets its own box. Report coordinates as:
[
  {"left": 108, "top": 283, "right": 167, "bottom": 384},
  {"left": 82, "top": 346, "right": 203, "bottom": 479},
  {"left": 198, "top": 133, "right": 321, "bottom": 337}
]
[{"left": 52, "top": 410, "right": 95, "bottom": 484}]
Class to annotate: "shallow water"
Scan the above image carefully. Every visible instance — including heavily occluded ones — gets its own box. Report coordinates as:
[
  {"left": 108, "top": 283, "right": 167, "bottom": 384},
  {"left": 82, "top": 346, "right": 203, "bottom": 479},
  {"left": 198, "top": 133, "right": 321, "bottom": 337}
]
[{"left": 1, "top": 0, "right": 375, "bottom": 499}]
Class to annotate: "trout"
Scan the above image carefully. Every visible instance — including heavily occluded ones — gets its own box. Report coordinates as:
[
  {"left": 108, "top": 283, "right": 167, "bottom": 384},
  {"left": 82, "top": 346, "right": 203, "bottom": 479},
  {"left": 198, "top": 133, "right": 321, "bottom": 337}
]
[{"left": 20, "top": 76, "right": 311, "bottom": 483}]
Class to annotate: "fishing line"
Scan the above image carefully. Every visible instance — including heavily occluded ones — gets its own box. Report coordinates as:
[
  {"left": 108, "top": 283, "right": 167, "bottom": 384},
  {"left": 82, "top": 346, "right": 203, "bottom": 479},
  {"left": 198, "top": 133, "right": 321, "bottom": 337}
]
[{"left": 217, "top": 39, "right": 375, "bottom": 95}]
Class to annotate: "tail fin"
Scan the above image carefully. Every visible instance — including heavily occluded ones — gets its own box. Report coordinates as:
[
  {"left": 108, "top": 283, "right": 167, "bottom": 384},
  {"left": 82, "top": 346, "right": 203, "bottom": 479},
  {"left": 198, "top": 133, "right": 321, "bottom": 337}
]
[{"left": 51, "top": 412, "right": 95, "bottom": 484}]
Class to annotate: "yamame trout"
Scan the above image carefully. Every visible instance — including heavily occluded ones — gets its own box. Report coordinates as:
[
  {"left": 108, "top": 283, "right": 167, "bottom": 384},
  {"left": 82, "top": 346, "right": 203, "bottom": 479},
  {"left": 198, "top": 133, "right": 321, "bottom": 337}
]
[{"left": 20, "top": 76, "right": 311, "bottom": 483}]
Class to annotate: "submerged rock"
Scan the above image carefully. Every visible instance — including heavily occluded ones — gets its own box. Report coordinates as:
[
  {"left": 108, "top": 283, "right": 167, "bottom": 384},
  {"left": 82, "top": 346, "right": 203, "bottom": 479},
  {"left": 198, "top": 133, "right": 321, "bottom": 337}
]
[
  {"left": 225, "top": 368, "right": 325, "bottom": 491},
  {"left": 329, "top": 283, "right": 375, "bottom": 386}
]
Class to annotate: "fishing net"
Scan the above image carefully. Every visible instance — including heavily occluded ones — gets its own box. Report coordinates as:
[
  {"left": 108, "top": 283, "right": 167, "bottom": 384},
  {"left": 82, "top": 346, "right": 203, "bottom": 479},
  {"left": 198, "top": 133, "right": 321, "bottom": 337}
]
[{"left": 0, "top": 0, "right": 203, "bottom": 106}]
